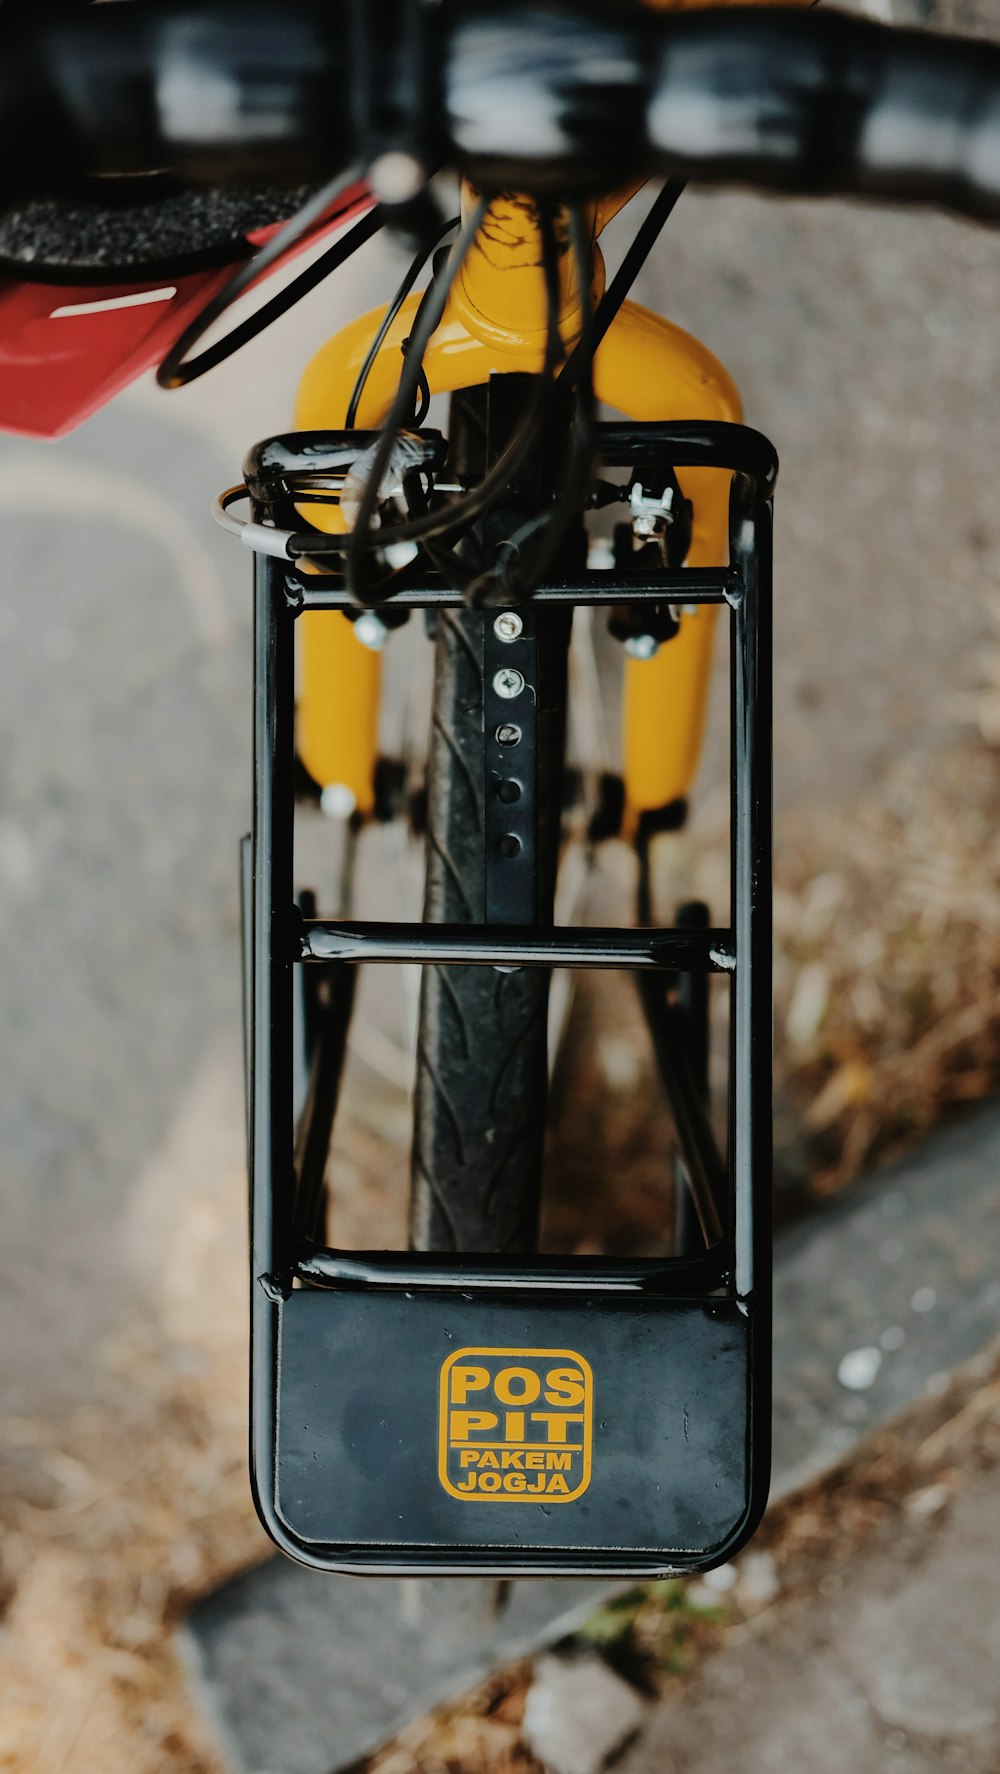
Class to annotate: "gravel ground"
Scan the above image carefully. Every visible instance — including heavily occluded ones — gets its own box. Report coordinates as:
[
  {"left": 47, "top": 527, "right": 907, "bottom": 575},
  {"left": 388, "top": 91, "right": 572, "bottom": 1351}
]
[
  {"left": 619, "top": 1360, "right": 1000, "bottom": 1774},
  {"left": 364, "top": 1352, "right": 1000, "bottom": 1774}
]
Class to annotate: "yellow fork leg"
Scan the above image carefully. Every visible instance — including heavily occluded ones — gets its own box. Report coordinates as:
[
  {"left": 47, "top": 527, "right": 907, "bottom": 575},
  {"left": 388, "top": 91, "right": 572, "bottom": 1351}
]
[
  {"left": 292, "top": 377, "right": 382, "bottom": 815},
  {"left": 292, "top": 280, "right": 532, "bottom": 816},
  {"left": 592, "top": 300, "right": 742, "bottom": 833},
  {"left": 292, "top": 259, "right": 510, "bottom": 813},
  {"left": 296, "top": 610, "right": 380, "bottom": 819}
]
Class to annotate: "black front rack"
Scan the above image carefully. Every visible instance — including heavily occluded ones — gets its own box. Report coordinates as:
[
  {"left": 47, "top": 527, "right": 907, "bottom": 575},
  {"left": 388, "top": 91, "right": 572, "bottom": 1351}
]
[{"left": 241, "top": 419, "right": 776, "bottom": 1577}]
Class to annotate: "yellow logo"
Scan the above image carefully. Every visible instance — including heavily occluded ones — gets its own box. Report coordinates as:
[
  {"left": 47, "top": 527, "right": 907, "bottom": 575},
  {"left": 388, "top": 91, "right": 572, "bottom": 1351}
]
[{"left": 438, "top": 1346, "right": 593, "bottom": 1503}]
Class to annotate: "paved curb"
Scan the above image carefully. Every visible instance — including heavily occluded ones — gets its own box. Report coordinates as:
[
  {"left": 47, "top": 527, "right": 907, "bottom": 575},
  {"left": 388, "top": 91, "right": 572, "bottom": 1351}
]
[
  {"left": 771, "top": 1102, "right": 1000, "bottom": 1500},
  {"left": 182, "top": 1105, "right": 1000, "bottom": 1774}
]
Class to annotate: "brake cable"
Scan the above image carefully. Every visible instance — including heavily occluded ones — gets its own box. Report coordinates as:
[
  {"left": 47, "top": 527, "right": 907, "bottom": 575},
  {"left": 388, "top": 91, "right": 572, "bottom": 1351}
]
[{"left": 157, "top": 170, "right": 383, "bottom": 389}]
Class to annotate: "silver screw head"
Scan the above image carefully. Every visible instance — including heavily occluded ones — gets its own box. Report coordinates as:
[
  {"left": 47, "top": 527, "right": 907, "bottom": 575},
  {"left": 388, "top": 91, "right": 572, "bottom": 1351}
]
[
  {"left": 493, "top": 667, "right": 525, "bottom": 700},
  {"left": 493, "top": 610, "right": 523, "bottom": 643}
]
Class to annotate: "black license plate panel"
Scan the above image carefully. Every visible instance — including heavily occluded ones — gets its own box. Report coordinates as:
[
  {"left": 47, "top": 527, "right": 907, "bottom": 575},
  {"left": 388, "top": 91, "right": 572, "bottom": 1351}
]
[{"left": 272, "top": 1285, "right": 765, "bottom": 1574}]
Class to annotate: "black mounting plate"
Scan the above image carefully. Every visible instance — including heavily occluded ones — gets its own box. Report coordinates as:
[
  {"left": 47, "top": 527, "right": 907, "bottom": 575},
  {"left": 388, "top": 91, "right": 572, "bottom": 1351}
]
[{"left": 271, "top": 1279, "right": 765, "bottom": 1576}]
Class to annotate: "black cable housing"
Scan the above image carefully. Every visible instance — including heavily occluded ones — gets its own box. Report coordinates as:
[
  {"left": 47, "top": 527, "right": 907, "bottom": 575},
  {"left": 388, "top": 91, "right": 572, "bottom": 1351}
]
[
  {"left": 345, "top": 217, "right": 458, "bottom": 429},
  {"left": 278, "top": 184, "right": 685, "bottom": 593},
  {"left": 344, "top": 197, "right": 489, "bottom": 601},
  {"left": 157, "top": 175, "right": 382, "bottom": 388}
]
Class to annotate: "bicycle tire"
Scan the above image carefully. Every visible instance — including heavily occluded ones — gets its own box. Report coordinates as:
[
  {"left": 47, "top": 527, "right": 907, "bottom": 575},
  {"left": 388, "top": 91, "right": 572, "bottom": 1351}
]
[{"left": 410, "top": 382, "right": 572, "bottom": 1255}]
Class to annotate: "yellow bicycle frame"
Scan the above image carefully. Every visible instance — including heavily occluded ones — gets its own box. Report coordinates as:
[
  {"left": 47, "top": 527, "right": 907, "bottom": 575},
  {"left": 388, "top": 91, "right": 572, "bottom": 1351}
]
[{"left": 294, "top": 185, "right": 741, "bottom": 831}]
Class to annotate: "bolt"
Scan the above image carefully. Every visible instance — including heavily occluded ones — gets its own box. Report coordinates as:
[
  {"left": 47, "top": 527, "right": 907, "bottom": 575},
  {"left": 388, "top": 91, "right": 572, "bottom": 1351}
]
[
  {"left": 587, "top": 537, "right": 615, "bottom": 572},
  {"left": 624, "top": 633, "right": 659, "bottom": 660},
  {"left": 493, "top": 667, "right": 524, "bottom": 699},
  {"left": 367, "top": 150, "right": 425, "bottom": 205},
  {"left": 496, "top": 724, "right": 521, "bottom": 746},
  {"left": 354, "top": 611, "right": 388, "bottom": 652},
  {"left": 498, "top": 833, "right": 521, "bottom": 858},
  {"left": 320, "top": 783, "right": 357, "bottom": 820},
  {"left": 493, "top": 610, "right": 523, "bottom": 643}
]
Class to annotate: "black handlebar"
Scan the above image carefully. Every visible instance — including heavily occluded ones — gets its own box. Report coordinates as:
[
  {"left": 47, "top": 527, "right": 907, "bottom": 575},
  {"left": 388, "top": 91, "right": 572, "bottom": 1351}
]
[{"left": 3, "top": 2, "right": 1000, "bottom": 223}]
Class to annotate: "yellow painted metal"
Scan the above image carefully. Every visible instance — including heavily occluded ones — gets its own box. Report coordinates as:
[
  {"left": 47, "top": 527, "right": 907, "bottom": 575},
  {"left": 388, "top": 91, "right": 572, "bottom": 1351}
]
[
  {"left": 290, "top": 470, "right": 380, "bottom": 816},
  {"left": 593, "top": 302, "right": 741, "bottom": 826},
  {"left": 296, "top": 610, "right": 380, "bottom": 818},
  {"left": 294, "top": 184, "right": 742, "bottom": 829},
  {"left": 448, "top": 187, "right": 604, "bottom": 352}
]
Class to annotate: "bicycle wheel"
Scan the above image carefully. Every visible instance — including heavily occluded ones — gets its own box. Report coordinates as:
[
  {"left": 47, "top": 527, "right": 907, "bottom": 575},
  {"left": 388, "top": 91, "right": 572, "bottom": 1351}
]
[{"left": 410, "top": 380, "right": 573, "bottom": 1254}]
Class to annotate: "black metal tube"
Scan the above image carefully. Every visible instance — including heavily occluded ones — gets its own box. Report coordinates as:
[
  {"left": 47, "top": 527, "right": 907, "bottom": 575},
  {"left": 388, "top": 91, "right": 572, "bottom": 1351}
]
[
  {"left": 6, "top": 5, "right": 1000, "bottom": 225},
  {"left": 295, "top": 1248, "right": 729, "bottom": 1295},
  {"left": 597, "top": 424, "right": 778, "bottom": 493},
  {"left": 239, "top": 831, "right": 253, "bottom": 1162},
  {"left": 447, "top": 7, "right": 1000, "bottom": 219},
  {"left": 729, "top": 478, "right": 773, "bottom": 1305},
  {"left": 637, "top": 980, "right": 726, "bottom": 1249},
  {"left": 249, "top": 556, "right": 296, "bottom": 1544},
  {"left": 676, "top": 905, "right": 711, "bottom": 1104},
  {"left": 2, "top": 4, "right": 349, "bottom": 189},
  {"left": 298, "top": 919, "right": 735, "bottom": 972},
  {"left": 292, "top": 966, "right": 357, "bottom": 1245},
  {"left": 284, "top": 568, "right": 732, "bottom": 613},
  {"left": 674, "top": 901, "right": 712, "bottom": 1257}
]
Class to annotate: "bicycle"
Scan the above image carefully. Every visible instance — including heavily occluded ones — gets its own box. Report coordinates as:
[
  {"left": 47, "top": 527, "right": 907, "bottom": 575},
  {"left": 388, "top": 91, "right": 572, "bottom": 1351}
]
[{"left": 4, "top": 0, "right": 1000, "bottom": 1580}]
